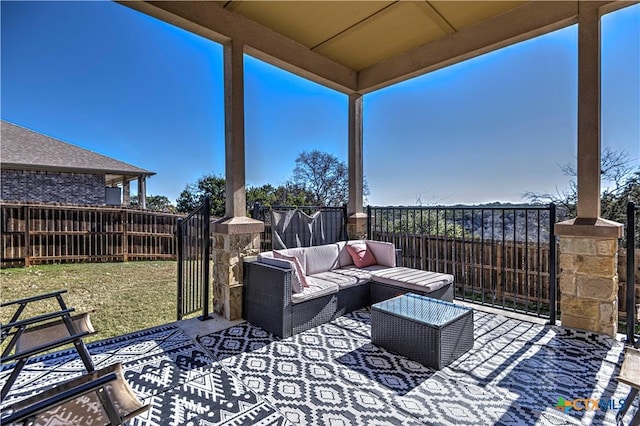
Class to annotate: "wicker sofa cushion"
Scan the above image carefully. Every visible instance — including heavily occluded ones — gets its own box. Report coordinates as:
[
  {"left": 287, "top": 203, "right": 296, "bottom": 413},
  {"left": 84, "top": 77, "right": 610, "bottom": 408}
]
[
  {"left": 256, "top": 255, "right": 305, "bottom": 293},
  {"left": 308, "top": 271, "right": 360, "bottom": 289},
  {"left": 291, "top": 278, "right": 338, "bottom": 304},
  {"left": 333, "top": 265, "right": 389, "bottom": 281},
  {"left": 304, "top": 244, "right": 340, "bottom": 275},
  {"left": 338, "top": 240, "right": 395, "bottom": 268},
  {"left": 257, "top": 248, "right": 307, "bottom": 272},
  {"left": 274, "top": 252, "right": 308, "bottom": 292},
  {"left": 346, "top": 242, "right": 377, "bottom": 267},
  {"left": 370, "top": 267, "right": 454, "bottom": 293}
]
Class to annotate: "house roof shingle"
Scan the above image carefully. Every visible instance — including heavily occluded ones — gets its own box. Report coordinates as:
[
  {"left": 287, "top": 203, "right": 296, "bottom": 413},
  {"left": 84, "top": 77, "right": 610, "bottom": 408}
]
[{"left": 0, "top": 120, "right": 155, "bottom": 177}]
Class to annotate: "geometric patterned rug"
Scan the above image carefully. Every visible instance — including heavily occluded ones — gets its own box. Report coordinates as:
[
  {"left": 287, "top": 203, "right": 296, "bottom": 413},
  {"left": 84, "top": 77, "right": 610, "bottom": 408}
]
[
  {"left": 197, "top": 310, "right": 639, "bottom": 426},
  {"left": 0, "top": 325, "right": 288, "bottom": 425},
  {"left": 1, "top": 309, "right": 638, "bottom": 425}
]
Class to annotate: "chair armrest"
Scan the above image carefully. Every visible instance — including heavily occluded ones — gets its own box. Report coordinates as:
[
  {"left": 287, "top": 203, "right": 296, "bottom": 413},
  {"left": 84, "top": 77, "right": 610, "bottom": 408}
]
[
  {"left": 0, "top": 290, "right": 68, "bottom": 308},
  {"left": 243, "top": 260, "right": 295, "bottom": 337},
  {"left": 3, "top": 308, "right": 75, "bottom": 332},
  {"left": 243, "top": 260, "right": 293, "bottom": 308},
  {"left": 1, "top": 330, "right": 94, "bottom": 364}
]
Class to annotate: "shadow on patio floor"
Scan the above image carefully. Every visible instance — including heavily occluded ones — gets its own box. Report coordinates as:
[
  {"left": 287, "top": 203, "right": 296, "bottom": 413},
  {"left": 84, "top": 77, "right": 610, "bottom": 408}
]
[{"left": 1, "top": 309, "right": 637, "bottom": 425}]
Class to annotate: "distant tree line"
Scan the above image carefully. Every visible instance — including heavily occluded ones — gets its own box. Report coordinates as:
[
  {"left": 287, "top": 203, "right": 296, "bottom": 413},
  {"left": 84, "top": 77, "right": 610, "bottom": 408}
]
[
  {"left": 135, "top": 147, "right": 638, "bottom": 240},
  {"left": 173, "top": 150, "right": 368, "bottom": 218}
]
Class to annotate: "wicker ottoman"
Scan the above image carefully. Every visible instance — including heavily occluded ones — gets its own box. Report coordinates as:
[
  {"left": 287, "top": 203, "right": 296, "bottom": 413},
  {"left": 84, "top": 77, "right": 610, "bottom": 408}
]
[{"left": 371, "top": 293, "right": 473, "bottom": 369}]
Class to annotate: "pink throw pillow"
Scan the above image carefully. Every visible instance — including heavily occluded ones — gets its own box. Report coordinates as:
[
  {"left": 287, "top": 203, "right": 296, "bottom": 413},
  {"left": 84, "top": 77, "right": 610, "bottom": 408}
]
[
  {"left": 346, "top": 242, "right": 377, "bottom": 268},
  {"left": 273, "top": 251, "right": 309, "bottom": 289}
]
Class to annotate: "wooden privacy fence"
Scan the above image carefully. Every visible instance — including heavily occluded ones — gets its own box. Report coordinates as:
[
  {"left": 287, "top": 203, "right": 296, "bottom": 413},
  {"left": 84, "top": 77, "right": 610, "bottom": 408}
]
[
  {"left": 377, "top": 232, "right": 555, "bottom": 312},
  {"left": 1, "top": 202, "right": 181, "bottom": 267}
]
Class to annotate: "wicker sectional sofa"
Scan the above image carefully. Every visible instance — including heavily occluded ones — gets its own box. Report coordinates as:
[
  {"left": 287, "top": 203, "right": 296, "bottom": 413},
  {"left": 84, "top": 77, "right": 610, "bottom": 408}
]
[{"left": 243, "top": 240, "right": 454, "bottom": 338}]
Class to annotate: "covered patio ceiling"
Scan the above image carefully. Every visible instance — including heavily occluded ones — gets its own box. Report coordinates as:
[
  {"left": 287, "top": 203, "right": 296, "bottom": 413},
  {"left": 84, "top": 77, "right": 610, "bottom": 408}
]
[{"left": 121, "top": 1, "right": 632, "bottom": 93}]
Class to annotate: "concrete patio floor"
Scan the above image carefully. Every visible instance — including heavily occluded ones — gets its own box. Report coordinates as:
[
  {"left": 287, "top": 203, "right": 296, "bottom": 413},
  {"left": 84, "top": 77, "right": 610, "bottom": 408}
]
[{"left": 1, "top": 305, "right": 638, "bottom": 425}]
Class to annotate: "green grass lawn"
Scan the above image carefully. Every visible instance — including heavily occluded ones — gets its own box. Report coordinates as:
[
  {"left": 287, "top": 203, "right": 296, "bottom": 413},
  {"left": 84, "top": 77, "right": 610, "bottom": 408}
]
[{"left": 1, "top": 261, "right": 178, "bottom": 344}]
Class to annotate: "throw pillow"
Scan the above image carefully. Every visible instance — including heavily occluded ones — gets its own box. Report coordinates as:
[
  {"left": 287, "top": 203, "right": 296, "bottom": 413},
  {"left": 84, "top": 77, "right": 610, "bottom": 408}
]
[
  {"left": 346, "top": 242, "right": 377, "bottom": 268},
  {"left": 273, "top": 251, "right": 309, "bottom": 291}
]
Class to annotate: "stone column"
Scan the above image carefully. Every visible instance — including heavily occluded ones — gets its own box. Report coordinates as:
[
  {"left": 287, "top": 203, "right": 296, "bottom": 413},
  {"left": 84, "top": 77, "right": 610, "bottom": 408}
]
[
  {"left": 347, "top": 93, "right": 367, "bottom": 239},
  {"left": 224, "top": 39, "right": 247, "bottom": 218},
  {"left": 212, "top": 39, "right": 264, "bottom": 321},
  {"left": 122, "top": 181, "right": 130, "bottom": 205},
  {"left": 212, "top": 219, "right": 263, "bottom": 321},
  {"left": 557, "top": 228, "right": 621, "bottom": 336},
  {"left": 138, "top": 175, "right": 147, "bottom": 210},
  {"left": 576, "top": 2, "right": 601, "bottom": 220},
  {"left": 554, "top": 4, "right": 623, "bottom": 337}
]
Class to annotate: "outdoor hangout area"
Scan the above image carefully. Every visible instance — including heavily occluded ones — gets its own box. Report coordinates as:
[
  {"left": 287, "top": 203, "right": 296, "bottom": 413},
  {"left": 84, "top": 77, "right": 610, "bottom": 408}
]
[
  {"left": 2, "top": 0, "right": 640, "bottom": 424},
  {"left": 0, "top": 288, "right": 638, "bottom": 425},
  {"left": 1, "top": 238, "right": 639, "bottom": 425}
]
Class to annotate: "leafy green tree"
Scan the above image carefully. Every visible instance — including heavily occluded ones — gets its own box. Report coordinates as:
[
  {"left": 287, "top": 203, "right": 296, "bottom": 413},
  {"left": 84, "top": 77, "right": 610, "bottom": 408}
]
[
  {"left": 129, "top": 195, "right": 176, "bottom": 213},
  {"left": 176, "top": 174, "right": 226, "bottom": 217},
  {"left": 247, "top": 183, "right": 315, "bottom": 208}
]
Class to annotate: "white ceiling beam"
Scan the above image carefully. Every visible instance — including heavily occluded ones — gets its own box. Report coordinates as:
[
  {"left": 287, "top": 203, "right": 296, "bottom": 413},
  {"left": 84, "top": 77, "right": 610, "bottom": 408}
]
[
  {"left": 118, "top": 1, "right": 358, "bottom": 93},
  {"left": 358, "top": 1, "right": 582, "bottom": 93}
]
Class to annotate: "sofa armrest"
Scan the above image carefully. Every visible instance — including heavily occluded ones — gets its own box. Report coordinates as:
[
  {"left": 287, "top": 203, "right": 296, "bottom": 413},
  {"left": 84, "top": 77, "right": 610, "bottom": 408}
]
[{"left": 243, "top": 260, "right": 294, "bottom": 337}]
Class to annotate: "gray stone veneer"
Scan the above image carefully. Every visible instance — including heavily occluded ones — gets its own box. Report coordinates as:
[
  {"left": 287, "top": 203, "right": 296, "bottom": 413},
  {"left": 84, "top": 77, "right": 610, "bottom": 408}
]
[{"left": 1, "top": 169, "right": 106, "bottom": 205}]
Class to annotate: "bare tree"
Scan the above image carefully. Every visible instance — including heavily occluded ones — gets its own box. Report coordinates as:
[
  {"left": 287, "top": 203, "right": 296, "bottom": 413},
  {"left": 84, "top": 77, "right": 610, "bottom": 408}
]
[
  {"left": 291, "top": 150, "right": 368, "bottom": 206},
  {"left": 524, "top": 147, "right": 639, "bottom": 222}
]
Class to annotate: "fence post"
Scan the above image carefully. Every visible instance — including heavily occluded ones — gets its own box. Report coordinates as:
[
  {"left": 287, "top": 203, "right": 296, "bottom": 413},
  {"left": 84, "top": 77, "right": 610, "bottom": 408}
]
[
  {"left": 122, "top": 209, "right": 128, "bottom": 262},
  {"left": 342, "top": 204, "right": 349, "bottom": 240},
  {"left": 548, "top": 203, "right": 557, "bottom": 325},
  {"left": 251, "top": 202, "right": 261, "bottom": 220},
  {"left": 24, "top": 205, "right": 31, "bottom": 267},
  {"left": 176, "top": 218, "right": 184, "bottom": 320},
  {"left": 367, "top": 205, "right": 371, "bottom": 240},
  {"left": 626, "top": 201, "right": 636, "bottom": 345},
  {"left": 200, "top": 197, "right": 212, "bottom": 321}
]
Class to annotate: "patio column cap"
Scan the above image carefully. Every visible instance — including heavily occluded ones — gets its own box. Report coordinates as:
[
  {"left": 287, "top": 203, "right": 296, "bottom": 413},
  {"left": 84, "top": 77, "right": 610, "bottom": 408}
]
[
  {"left": 348, "top": 212, "right": 367, "bottom": 223},
  {"left": 212, "top": 216, "right": 264, "bottom": 235},
  {"left": 555, "top": 217, "right": 623, "bottom": 239}
]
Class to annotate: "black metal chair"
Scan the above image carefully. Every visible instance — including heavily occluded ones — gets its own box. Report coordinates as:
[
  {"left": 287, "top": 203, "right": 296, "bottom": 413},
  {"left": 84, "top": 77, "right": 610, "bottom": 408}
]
[
  {"left": 1, "top": 363, "right": 149, "bottom": 425},
  {"left": 1, "top": 290, "right": 96, "bottom": 401},
  {"left": 616, "top": 338, "right": 640, "bottom": 426}
]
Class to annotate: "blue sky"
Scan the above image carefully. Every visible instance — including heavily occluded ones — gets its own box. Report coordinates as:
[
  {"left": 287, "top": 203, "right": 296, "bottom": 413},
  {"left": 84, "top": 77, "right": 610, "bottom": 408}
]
[{"left": 2, "top": 1, "right": 638, "bottom": 206}]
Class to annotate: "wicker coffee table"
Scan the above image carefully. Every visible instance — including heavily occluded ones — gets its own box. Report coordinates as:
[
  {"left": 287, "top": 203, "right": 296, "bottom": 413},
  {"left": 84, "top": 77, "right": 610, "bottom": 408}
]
[{"left": 371, "top": 293, "right": 474, "bottom": 369}]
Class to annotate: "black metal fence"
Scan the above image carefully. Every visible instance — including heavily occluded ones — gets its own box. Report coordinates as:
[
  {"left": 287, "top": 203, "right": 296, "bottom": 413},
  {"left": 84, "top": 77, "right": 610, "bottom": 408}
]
[
  {"left": 624, "top": 201, "right": 639, "bottom": 344},
  {"left": 250, "top": 203, "right": 348, "bottom": 252},
  {"left": 368, "top": 204, "right": 558, "bottom": 322},
  {"left": 176, "top": 197, "right": 212, "bottom": 321}
]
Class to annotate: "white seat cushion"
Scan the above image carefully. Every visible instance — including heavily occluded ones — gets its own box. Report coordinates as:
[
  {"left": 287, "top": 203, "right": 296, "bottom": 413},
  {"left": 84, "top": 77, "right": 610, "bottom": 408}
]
[
  {"left": 304, "top": 244, "right": 340, "bottom": 275},
  {"left": 370, "top": 267, "right": 453, "bottom": 293},
  {"left": 291, "top": 278, "right": 338, "bottom": 304},
  {"left": 332, "top": 265, "right": 390, "bottom": 284},
  {"left": 308, "top": 271, "right": 360, "bottom": 289}
]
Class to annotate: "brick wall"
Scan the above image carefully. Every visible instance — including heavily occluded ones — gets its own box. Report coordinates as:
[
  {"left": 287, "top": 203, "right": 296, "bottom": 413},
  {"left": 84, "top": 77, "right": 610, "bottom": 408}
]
[{"left": 1, "top": 169, "right": 106, "bottom": 205}]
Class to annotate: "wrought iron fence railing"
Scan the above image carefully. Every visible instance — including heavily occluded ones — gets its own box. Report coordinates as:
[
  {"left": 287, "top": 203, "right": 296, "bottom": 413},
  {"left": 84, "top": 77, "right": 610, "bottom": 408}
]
[
  {"left": 176, "top": 197, "right": 212, "bottom": 321},
  {"left": 367, "top": 204, "right": 558, "bottom": 322},
  {"left": 624, "top": 201, "right": 639, "bottom": 344}
]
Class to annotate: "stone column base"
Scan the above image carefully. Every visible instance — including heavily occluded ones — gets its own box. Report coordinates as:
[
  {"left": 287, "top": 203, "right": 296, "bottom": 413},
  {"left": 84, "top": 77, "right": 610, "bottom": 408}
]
[
  {"left": 347, "top": 212, "right": 368, "bottom": 240},
  {"left": 212, "top": 217, "right": 263, "bottom": 321},
  {"left": 556, "top": 218, "right": 623, "bottom": 337}
]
